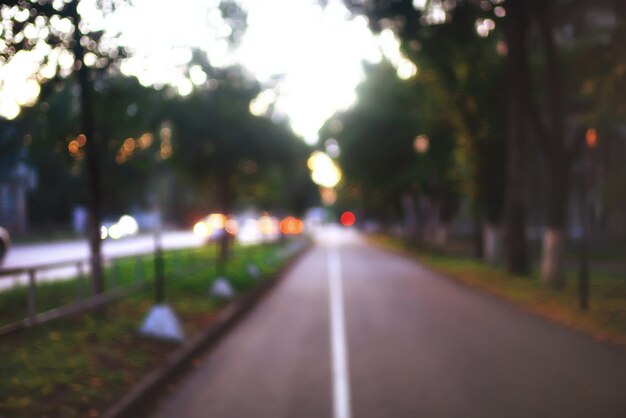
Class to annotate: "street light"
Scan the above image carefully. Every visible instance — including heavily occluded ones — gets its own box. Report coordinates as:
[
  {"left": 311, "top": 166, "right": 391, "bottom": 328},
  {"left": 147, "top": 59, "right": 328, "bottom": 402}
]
[{"left": 414, "top": 135, "right": 429, "bottom": 154}]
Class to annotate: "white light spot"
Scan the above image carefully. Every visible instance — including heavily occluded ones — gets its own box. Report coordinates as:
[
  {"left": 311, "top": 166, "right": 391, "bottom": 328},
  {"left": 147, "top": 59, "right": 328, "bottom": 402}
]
[
  {"left": 397, "top": 59, "right": 418, "bottom": 80},
  {"left": 0, "top": 100, "right": 20, "bottom": 120},
  {"left": 308, "top": 151, "right": 342, "bottom": 188},
  {"left": 249, "top": 89, "right": 277, "bottom": 116},
  {"left": 83, "top": 52, "right": 97, "bottom": 67},
  {"left": 177, "top": 78, "right": 193, "bottom": 96},
  {"left": 189, "top": 65, "right": 207, "bottom": 86}
]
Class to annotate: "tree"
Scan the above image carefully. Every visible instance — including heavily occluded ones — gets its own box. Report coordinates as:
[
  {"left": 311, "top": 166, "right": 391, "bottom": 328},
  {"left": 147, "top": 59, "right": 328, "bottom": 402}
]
[
  {"left": 20, "top": 80, "right": 83, "bottom": 228},
  {"left": 320, "top": 60, "right": 461, "bottom": 245},
  {"left": 401, "top": 3, "right": 507, "bottom": 259},
  {"left": 343, "top": 0, "right": 508, "bottom": 257},
  {"left": 167, "top": 64, "right": 306, "bottom": 263},
  {"left": 0, "top": 0, "right": 247, "bottom": 292},
  {"left": 1, "top": 0, "right": 126, "bottom": 294},
  {"left": 512, "top": 0, "right": 625, "bottom": 287}
]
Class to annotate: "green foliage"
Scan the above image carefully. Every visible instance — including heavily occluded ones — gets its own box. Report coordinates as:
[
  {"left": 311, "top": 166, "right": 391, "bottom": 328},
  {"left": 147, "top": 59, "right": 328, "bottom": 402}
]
[
  {"left": 166, "top": 63, "right": 313, "bottom": 215},
  {"left": 320, "top": 59, "right": 461, "bottom": 222},
  {"left": 0, "top": 239, "right": 306, "bottom": 417},
  {"left": 351, "top": 0, "right": 507, "bottom": 223},
  {"left": 93, "top": 76, "right": 166, "bottom": 214},
  {"left": 16, "top": 76, "right": 166, "bottom": 224}
]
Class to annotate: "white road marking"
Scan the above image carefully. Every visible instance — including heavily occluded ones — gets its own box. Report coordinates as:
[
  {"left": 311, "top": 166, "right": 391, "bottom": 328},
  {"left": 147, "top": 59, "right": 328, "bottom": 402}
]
[{"left": 328, "top": 247, "right": 352, "bottom": 418}]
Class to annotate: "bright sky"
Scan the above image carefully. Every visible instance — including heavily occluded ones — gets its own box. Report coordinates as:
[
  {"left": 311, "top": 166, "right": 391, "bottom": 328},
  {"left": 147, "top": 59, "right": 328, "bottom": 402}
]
[{"left": 0, "top": 0, "right": 418, "bottom": 144}]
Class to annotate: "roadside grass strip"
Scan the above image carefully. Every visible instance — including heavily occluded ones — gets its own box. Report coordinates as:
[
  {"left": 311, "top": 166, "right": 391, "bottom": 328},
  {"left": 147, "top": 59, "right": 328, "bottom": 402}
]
[{"left": 0, "top": 239, "right": 302, "bottom": 418}]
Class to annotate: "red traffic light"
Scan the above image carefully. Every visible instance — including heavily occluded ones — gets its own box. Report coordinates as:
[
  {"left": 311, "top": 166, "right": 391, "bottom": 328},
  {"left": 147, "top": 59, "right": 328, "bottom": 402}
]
[{"left": 340, "top": 211, "right": 356, "bottom": 227}]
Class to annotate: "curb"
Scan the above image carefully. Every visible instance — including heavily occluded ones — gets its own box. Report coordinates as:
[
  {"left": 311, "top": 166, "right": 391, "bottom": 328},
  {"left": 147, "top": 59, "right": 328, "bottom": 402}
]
[{"left": 102, "top": 241, "right": 312, "bottom": 418}]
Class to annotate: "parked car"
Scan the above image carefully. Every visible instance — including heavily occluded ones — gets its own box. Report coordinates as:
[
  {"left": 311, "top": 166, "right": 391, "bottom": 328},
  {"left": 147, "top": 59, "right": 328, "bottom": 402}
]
[
  {"left": 0, "top": 226, "right": 10, "bottom": 264},
  {"left": 100, "top": 215, "right": 139, "bottom": 240}
]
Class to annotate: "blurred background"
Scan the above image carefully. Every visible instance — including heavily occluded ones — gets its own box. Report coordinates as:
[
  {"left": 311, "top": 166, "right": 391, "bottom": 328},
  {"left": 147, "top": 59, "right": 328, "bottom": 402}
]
[
  {"left": 1, "top": 0, "right": 626, "bottom": 416},
  {"left": 1, "top": 0, "right": 625, "bottom": 286}
]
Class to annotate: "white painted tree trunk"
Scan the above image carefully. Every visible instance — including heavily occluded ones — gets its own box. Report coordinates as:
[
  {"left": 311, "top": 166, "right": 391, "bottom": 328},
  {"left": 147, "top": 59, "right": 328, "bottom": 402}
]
[
  {"left": 434, "top": 223, "right": 448, "bottom": 250},
  {"left": 540, "top": 227, "right": 566, "bottom": 288},
  {"left": 483, "top": 223, "right": 501, "bottom": 265}
]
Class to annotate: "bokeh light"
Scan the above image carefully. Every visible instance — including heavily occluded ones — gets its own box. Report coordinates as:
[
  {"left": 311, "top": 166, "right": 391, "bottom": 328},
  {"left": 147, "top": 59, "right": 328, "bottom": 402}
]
[{"left": 340, "top": 211, "right": 356, "bottom": 227}]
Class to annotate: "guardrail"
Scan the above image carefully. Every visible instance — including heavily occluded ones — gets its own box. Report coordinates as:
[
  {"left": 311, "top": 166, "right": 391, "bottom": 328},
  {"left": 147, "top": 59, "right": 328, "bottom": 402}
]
[
  {"left": 0, "top": 254, "right": 150, "bottom": 337},
  {"left": 0, "top": 238, "right": 305, "bottom": 338}
]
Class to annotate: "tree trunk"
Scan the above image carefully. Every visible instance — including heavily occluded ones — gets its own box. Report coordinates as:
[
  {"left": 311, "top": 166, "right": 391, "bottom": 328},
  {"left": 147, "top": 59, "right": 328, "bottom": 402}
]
[
  {"left": 434, "top": 223, "right": 448, "bottom": 251},
  {"left": 71, "top": 1, "right": 103, "bottom": 295},
  {"left": 483, "top": 222, "right": 501, "bottom": 265},
  {"left": 415, "top": 196, "right": 431, "bottom": 245},
  {"left": 540, "top": 227, "right": 566, "bottom": 288},
  {"left": 401, "top": 192, "right": 418, "bottom": 247},
  {"left": 541, "top": 160, "right": 569, "bottom": 288},
  {"left": 502, "top": 0, "right": 530, "bottom": 275},
  {"left": 472, "top": 211, "right": 484, "bottom": 260},
  {"left": 216, "top": 171, "right": 234, "bottom": 267},
  {"left": 530, "top": 0, "right": 570, "bottom": 289}
]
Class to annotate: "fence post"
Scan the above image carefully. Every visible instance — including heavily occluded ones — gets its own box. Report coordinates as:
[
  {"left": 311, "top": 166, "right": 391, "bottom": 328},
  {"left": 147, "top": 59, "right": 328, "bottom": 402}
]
[
  {"left": 76, "top": 262, "right": 85, "bottom": 299},
  {"left": 170, "top": 250, "right": 177, "bottom": 274},
  {"left": 154, "top": 247, "right": 165, "bottom": 304},
  {"left": 27, "top": 269, "right": 36, "bottom": 325},
  {"left": 135, "top": 257, "right": 144, "bottom": 285},
  {"left": 111, "top": 260, "right": 118, "bottom": 289}
]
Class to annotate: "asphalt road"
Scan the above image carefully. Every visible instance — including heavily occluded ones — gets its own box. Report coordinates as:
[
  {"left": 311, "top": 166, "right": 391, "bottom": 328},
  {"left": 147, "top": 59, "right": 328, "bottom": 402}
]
[{"left": 151, "top": 226, "right": 626, "bottom": 418}]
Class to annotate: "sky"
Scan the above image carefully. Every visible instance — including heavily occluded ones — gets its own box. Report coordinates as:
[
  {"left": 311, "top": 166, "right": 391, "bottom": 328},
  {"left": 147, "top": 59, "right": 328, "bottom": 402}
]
[{"left": 0, "top": 0, "right": 418, "bottom": 144}]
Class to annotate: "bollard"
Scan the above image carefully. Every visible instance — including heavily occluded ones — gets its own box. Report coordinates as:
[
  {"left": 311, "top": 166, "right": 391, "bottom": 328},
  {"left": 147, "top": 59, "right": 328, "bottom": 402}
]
[{"left": 154, "top": 248, "right": 165, "bottom": 304}]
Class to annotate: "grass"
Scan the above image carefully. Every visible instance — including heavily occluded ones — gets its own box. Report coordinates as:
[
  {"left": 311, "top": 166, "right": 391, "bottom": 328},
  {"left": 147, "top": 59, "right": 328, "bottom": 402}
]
[
  {"left": 371, "top": 235, "right": 626, "bottom": 349},
  {"left": 0, "top": 238, "right": 308, "bottom": 418}
]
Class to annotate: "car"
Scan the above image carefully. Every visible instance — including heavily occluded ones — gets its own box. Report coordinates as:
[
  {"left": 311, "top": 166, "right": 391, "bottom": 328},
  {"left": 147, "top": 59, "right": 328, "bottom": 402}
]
[
  {"left": 0, "top": 226, "right": 10, "bottom": 264},
  {"left": 193, "top": 213, "right": 236, "bottom": 243},
  {"left": 100, "top": 215, "right": 139, "bottom": 240}
]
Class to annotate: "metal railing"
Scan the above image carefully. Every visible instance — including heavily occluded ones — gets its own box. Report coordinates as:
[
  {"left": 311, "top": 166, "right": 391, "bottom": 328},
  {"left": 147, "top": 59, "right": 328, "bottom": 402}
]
[
  {"left": 0, "top": 238, "right": 306, "bottom": 337},
  {"left": 0, "top": 254, "right": 150, "bottom": 336}
]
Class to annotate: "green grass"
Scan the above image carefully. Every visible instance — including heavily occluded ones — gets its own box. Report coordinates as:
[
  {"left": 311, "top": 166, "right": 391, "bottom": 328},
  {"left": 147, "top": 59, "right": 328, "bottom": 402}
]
[
  {"left": 0, "top": 253, "right": 156, "bottom": 327},
  {"left": 0, "top": 238, "right": 308, "bottom": 418},
  {"left": 371, "top": 235, "right": 626, "bottom": 348}
]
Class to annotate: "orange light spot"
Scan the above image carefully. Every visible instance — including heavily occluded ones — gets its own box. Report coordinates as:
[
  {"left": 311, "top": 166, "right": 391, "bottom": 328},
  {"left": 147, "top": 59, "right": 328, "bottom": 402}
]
[
  {"left": 225, "top": 219, "right": 238, "bottom": 235},
  {"left": 138, "top": 133, "right": 153, "bottom": 149},
  {"left": 76, "top": 134, "right": 87, "bottom": 147},
  {"left": 68, "top": 140, "right": 79, "bottom": 155},
  {"left": 414, "top": 135, "right": 429, "bottom": 153},
  {"left": 340, "top": 211, "right": 356, "bottom": 227},
  {"left": 123, "top": 138, "right": 136, "bottom": 152},
  {"left": 586, "top": 128, "right": 598, "bottom": 148},
  {"left": 280, "top": 216, "right": 304, "bottom": 235}
]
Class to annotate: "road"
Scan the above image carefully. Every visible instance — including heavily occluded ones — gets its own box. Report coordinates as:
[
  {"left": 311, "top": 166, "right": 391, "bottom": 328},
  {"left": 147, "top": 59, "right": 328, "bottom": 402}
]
[
  {"left": 151, "top": 226, "right": 626, "bottom": 418},
  {"left": 0, "top": 231, "right": 203, "bottom": 290}
]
